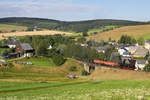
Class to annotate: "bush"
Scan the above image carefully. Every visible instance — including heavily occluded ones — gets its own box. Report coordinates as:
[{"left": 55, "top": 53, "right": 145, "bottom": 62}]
[
  {"left": 7, "top": 63, "right": 14, "bottom": 67},
  {"left": 52, "top": 55, "right": 65, "bottom": 66},
  {"left": 144, "top": 63, "right": 150, "bottom": 72},
  {"left": 1, "top": 50, "right": 9, "bottom": 57},
  {"left": 82, "top": 70, "right": 90, "bottom": 76},
  {"left": 82, "top": 32, "right": 88, "bottom": 37},
  {"left": 69, "top": 66, "right": 77, "bottom": 72}
]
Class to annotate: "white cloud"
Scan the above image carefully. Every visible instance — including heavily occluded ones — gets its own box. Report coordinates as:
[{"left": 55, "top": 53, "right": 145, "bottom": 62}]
[{"left": 0, "top": 0, "right": 101, "bottom": 21}]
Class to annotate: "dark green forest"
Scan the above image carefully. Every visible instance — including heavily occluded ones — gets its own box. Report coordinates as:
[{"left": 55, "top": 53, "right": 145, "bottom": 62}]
[{"left": 0, "top": 17, "right": 148, "bottom": 33}]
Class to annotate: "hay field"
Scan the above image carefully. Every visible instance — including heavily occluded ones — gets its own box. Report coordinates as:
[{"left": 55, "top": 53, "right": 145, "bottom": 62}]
[
  {"left": 0, "top": 30, "right": 73, "bottom": 40},
  {"left": 0, "top": 24, "right": 27, "bottom": 32},
  {"left": 88, "top": 24, "right": 150, "bottom": 41}
]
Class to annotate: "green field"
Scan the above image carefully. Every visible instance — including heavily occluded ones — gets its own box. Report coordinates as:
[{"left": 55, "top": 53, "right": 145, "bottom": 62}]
[
  {"left": 0, "top": 58, "right": 83, "bottom": 82},
  {"left": 23, "top": 57, "right": 55, "bottom": 67},
  {"left": 141, "top": 33, "right": 150, "bottom": 40},
  {"left": 88, "top": 25, "right": 119, "bottom": 34},
  {"left": 0, "top": 24, "right": 27, "bottom": 33},
  {"left": 0, "top": 80, "right": 150, "bottom": 100}
]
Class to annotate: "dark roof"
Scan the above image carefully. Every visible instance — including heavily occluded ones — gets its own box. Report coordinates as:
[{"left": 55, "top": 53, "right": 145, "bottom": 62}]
[
  {"left": 6, "top": 39, "right": 20, "bottom": 45},
  {"left": 20, "top": 43, "right": 33, "bottom": 51}
]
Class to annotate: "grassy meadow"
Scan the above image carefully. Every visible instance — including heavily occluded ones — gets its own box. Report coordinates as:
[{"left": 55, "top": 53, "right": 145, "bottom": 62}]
[
  {"left": 88, "top": 25, "right": 119, "bottom": 34},
  {"left": 0, "top": 59, "right": 150, "bottom": 100},
  {"left": 23, "top": 57, "right": 55, "bottom": 67},
  {"left": 88, "top": 24, "right": 150, "bottom": 41},
  {"left": 141, "top": 33, "right": 150, "bottom": 40},
  {"left": 0, "top": 58, "right": 83, "bottom": 82},
  {"left": 1, "top": 80, "right": 150, "bottom": 100}
]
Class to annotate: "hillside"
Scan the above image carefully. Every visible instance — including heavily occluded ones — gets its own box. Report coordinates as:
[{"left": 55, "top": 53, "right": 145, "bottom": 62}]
[
  {"left": 88, "top": 24, "right": 150, "bottom": 41},
  {"left": 0, "top": 58, "right": 83, "bottom": 82},
  {"left": 0, "top": 17, "right": 147, "bottom": 33},
  {"left": 0, "top": 24, "right": 27, "bottom": 33}
]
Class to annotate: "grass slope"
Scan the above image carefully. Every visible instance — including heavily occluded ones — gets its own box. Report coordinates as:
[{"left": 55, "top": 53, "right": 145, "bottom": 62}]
[
  {"left": 88, "top": 24, "right": 150, "bottom": 41},
  {"left": 0, "top": 24, "right": 27, "bottom": 33},
  {"left": 0, "top": 58, "right": 83, "bottom": 82}
]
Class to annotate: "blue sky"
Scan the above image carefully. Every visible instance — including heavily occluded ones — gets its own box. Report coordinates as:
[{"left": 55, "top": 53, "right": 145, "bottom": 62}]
[{"left": 0, "top": 0, "right": 150, "bottom": 21}]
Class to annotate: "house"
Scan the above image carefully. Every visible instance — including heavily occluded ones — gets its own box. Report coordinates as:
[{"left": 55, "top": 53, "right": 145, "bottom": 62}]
[
  {"left": 145, "top": 40, "right": 150, "bottom": 50},
  {"left": 125, "top": 46, "right": 139, "bottom": 55},
  {"left": 122, "top": 52, "right": 131, "bottom": 57},
  {"left": 80, "top": 43, "right": 88, "bottom": 47},
  {"left": 133, "top": 48, "right": 149, "bottom": 58},
  {"left": 6, "top": 39, "right": 20, "bottom": 48},
  {"left": 108, "top": 40, "right": 116, "bottom": 45},
  {"left": 96, "top": 47, "right": 108, "bottom": 53},
  {"left": 47, "top": 44, "right": 52, "bottom": 50},
  {"left": 16, "top": 43, "right": 34, "bottom": 57},
  {"left": 135, "top": 59, "right": 148, "bottom": 70},
  {"left": 118, "top": 48, "right": 128, "bottom": 56}
]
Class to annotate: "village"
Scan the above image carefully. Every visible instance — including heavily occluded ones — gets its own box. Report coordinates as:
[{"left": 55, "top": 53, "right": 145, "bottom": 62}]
[{"left": 0, "top": 33, "right": 150, "bottom": 74}]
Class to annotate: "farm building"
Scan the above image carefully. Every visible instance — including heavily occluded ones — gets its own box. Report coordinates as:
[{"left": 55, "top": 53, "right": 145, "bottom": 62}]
[{"left": 16, "top": 43, "right": 34, "bottom": 57}]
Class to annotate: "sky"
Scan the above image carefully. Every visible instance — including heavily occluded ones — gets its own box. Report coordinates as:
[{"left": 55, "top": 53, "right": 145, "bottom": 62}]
[{"left": 0, "top": 0, "right": 150, "bottom": 21}]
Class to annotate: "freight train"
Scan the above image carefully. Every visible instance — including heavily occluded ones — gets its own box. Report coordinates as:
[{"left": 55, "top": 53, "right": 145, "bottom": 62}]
[{"left": 93, "top": 59, "right": 136, "bottom": 70}]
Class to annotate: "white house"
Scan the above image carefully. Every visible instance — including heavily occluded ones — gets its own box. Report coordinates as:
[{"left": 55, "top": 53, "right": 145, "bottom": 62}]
[
  {"left": 118, "top": 48, "right": 128, "bottom": 55},
  {"left": 47, "top": 44, "right": 52, "bottom": 50},
  {"left": 135, "top": 59, "right": 148, "bottom": 70},
  {"left": 125, "top": 46, "right": 139, "bottom": 55},
  {"left": 145, "top": 40, "right": 150, "bottom": 50}
]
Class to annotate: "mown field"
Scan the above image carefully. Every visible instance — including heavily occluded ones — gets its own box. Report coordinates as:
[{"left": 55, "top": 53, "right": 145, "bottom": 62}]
[
  {"left": 0, "top": 30, "right": 73, "bottom": 40},
  {"left": 22, "top": 57, "right": 55, "bottom": 67},
  {"left": 88, "top": 25, "right": 119, "bottom": 34},
  {"left": 0, "top": 24, "right": 27, "bottom": 33},
  {"left": 88, "top": 24, "right": 150, "bottom": 41},
  {"left": 1, "top": 80, "right": 150, "bottom": 100}
]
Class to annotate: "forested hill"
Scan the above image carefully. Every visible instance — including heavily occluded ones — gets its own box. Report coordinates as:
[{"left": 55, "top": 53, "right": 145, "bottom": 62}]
[{"left": 0, "top": 17, "right": 148, "bottom": 33}]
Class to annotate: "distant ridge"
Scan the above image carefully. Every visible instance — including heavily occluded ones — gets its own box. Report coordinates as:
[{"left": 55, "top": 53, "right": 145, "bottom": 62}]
[{"left": 0, "top": 17, "right": 148, "bottom": 32}]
